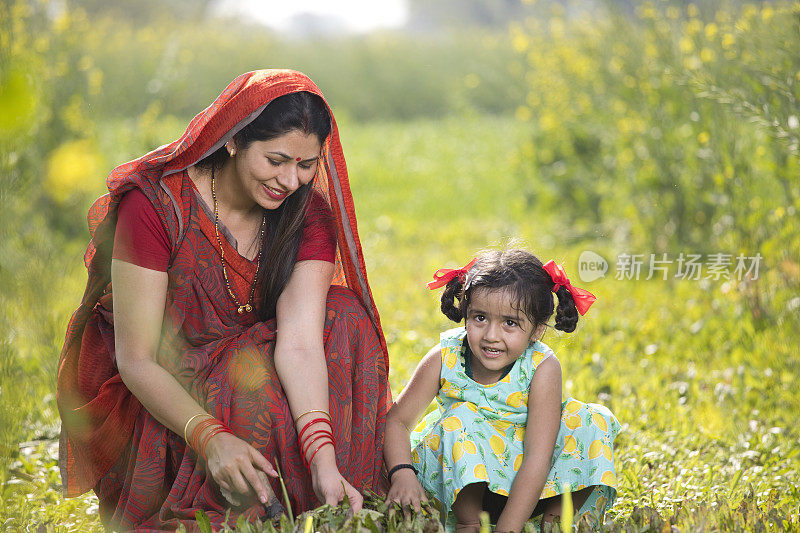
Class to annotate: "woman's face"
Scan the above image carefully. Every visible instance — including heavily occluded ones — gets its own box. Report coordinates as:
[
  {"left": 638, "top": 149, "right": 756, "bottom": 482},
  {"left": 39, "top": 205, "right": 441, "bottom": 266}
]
[{"left": 231, "top": 129, "right": 322, "bottom": 210}]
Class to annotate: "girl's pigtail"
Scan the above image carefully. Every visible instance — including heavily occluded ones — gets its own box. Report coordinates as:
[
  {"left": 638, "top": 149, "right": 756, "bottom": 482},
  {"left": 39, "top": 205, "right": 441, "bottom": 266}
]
[
  {"left": 440, "top": 277, "right": 464, "bottom": 322},
  {"left": 554, "top": 286, "right": 579, "bottom": 332}
]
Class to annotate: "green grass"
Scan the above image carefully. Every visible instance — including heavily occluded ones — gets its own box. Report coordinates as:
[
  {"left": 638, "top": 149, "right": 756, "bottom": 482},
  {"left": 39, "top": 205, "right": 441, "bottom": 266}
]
[{"left": 1, "top": 114, "right": 799, "bottom": 531}]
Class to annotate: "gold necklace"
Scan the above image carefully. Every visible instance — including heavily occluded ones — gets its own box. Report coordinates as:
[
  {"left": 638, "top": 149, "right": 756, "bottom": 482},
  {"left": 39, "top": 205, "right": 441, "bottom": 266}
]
[{"left": 211, "top": 168, "right": 266, "bottom": 314}]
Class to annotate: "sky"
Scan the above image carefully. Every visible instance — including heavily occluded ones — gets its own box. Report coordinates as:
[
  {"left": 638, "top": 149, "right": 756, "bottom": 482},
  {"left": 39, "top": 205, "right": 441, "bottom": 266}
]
[{"left": 216, "top": 0, "right": 408, "bottom": 34}]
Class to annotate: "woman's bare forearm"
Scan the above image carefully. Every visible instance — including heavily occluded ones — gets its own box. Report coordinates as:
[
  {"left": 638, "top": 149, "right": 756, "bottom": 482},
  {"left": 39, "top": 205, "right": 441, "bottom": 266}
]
[{"left": 117, "top": 357, "right": 208, "bottom": 438}]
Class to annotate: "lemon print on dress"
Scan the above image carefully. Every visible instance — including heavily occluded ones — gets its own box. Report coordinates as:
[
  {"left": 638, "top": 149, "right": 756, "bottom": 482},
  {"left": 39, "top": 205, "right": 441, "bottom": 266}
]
[
  {"left": 491, "top": 420, "right": 512, "bottom": 433},
  {"left": 588, "top": 440, "right": 604, "bottom": 459},
  {"left": 443, "top": 349, "right": 458, "bottom": 369},
  {"left": 564, "top": 414, "right": 582, "bottom": 430},
  {"left": 427, "top": 434, "right": 441, "bottom": 451},
  {"left": 514, "top": 427, "right": 526, "bottom": 442},
  {"left": 453, "top": 441, "right": 464, "bottom": 462},
  {"left": 595, "top": 495, "right": 607, "bottom": 511},
  {"left": 564, "top": 400, "right": 582, "bottom": 415},
  {"left": 591, "top": 412, "right": 608, "bottom": 432},
  {"left": 414, "top": 419, "right": 427, "bottom": 433},
  {"left": 462, "top": 441, "right": 477, "bottom": 454},
  {"left": 411, "top": 449, "right": 419, "bottom": 463},
  {"left": 532, "top": 350, "right": 547, "bottom": 366},
  {"left": 489, "top": 435, "right": 506, "bottom": 456},
  {"left": 442, "top": 416, "right": 462, "bottom": 431},
  {"left": 513, "top": 453, "right": 523, "bottom": 471},
  {"left": 473, "top": 463, "right": 488, "bottom": 480},
  {"left": 506, "top": 391, "right": 526, "bottom": 408},
  {"left": 542, "top": 478, "right": 558, "bottom": 498},
  {"left": 562, "top": 435, "right": 581, "bottom": 460},
  {"left": 601, "top": 470, "right": 617, "bottom": 487},
  {"left": 440, "top": 379, "right": 453, "bottom": 395},
  {"left": 495, "top": 488, "right": 509, "bottom": 497}
]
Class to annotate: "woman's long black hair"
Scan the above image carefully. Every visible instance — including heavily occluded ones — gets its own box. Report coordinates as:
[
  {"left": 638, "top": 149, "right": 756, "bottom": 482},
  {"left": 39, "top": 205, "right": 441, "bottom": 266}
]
[{"left": 197, "top": 91, "right": 332, "bottom": 320}]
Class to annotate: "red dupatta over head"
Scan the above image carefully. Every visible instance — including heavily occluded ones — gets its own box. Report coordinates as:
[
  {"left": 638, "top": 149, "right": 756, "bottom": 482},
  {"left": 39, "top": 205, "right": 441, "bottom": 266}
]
[{"left": 57, "top": 70, "right": 388, "bottom": 497}]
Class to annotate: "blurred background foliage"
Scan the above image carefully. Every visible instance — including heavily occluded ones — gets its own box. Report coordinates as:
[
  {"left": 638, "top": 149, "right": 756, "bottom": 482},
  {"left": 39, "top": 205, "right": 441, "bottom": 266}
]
[{"left": 1, "top": 0, "right": 799, "bottom": 530}]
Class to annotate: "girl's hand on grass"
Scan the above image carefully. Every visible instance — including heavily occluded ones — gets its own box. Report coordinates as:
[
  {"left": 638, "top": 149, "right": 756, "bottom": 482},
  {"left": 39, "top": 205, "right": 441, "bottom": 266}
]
[
  {"left": 387, "top": 469, "right": 427, "bottom": 511},
  {"left": 205, "top": 432, "right": 278, "bottom": 506}
]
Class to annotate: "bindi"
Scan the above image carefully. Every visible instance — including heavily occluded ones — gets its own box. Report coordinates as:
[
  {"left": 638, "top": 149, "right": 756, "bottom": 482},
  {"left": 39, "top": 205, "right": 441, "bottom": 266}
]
[{"left": 296, "top": 157, "right": 301, "bottom": 162}]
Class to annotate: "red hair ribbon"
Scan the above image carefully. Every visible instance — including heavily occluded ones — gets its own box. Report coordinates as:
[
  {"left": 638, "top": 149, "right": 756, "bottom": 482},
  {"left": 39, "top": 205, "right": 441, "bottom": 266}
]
[
  {"left": 542, "top": 260, "right": 597, "bottom": 315},
  {"left": 427, "top": 258, "right": 477, "bottom": 290}
]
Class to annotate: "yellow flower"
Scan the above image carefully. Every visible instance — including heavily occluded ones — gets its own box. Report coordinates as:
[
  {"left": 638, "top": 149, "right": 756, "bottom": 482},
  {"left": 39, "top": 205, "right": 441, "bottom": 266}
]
[{"left": 45, "top": 139, "right": 103, "bottom": 203}]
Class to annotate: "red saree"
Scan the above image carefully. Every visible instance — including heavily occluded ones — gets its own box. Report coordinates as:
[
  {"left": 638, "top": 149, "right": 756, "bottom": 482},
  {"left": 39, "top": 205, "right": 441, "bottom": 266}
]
[{"left": 56, "top": 70, "right": 391, "bottom": 531}]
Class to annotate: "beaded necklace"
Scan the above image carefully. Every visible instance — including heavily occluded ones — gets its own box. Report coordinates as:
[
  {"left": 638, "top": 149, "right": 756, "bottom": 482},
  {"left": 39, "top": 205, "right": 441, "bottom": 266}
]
[{"left": 211, "top": 167, "right": 266, "bottom": 314}]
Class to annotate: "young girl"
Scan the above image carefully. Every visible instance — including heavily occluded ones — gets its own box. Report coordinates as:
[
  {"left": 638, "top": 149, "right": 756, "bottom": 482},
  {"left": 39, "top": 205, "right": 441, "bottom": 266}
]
[{"left": 384, "top": 250, "right": 620, "bottom": 532}]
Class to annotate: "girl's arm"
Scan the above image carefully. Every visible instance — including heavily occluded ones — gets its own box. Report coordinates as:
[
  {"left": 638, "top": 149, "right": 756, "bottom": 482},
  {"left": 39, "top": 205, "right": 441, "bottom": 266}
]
[
  {"left": 273, "top": 259, "right": 365, "bottom": 511},
  {"left": 384, "top": 345, "right": 442, "bottom": 510},
  {"left": 495, "top": 356, "right": 562, "bottom": 533},
  {"left": 112, "top": 259, "right": 277, "bottom": 505}
]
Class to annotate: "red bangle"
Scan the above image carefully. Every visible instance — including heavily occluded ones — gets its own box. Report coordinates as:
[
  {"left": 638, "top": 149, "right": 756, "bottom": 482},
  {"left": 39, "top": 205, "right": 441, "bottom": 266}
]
[
  {"left": 301, "top": 429, "right": 334, "bottom": 459},
  {"left": 199, "top": 426, "right": 233, "bottom": 461},
  {"left": 190, "top": 418, "right": 219, "bottom": 452},
  {"left": 306, "top": 440, "right": 334, "bottom": 467},
  {"left": 298, "top": 417, "right": 331, "bottom": 443}
]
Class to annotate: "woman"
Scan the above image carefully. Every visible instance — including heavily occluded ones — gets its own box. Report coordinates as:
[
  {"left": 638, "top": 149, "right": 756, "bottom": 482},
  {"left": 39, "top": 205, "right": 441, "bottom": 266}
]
[{"left": 56, "top": 70, "right": 391, "bottom": 530}]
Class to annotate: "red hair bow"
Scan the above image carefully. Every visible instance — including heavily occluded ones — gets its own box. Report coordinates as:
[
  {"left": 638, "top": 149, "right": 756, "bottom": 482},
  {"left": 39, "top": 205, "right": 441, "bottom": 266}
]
[
  {"left": 542, "top": 260, "right": 597, "bottom": 315},
  {"left": 427, "top": 258, "right": 477, "bottom": 290}
]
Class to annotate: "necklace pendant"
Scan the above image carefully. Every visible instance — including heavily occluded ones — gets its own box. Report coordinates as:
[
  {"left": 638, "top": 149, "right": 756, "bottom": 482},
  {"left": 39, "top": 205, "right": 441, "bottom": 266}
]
[
  {"left": 237, "top": 306, "right": 246, "bottom": 315},
  {"left": 244, "top": 303, "right": 252, "bottom": 313}
]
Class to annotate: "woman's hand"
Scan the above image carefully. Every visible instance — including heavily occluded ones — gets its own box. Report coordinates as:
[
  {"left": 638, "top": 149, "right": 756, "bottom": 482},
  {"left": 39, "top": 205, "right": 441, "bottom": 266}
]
[
  {"left": 204, "top": 432, "right": 279, "bottom": 506},
  {"left": 387, "top": 469, "right": 427, "bottom": 511},
  {"left": 309, "top": 449, "right": 363, "bottom": 512}
]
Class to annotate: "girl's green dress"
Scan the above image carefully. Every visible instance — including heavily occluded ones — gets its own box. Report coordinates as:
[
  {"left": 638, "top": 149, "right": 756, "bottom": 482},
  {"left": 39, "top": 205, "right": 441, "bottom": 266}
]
[{"left": 410, "top": 327, "right": 621, "bottom": 529}]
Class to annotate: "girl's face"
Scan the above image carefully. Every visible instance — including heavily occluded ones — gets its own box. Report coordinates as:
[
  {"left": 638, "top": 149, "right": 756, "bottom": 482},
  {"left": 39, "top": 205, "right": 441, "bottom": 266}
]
[
  {"left": 231, "top": 129, "right": 322, "bottom": 210},
  {"left": 465, "top": 288, "right": 541, "bottom": 385}
]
